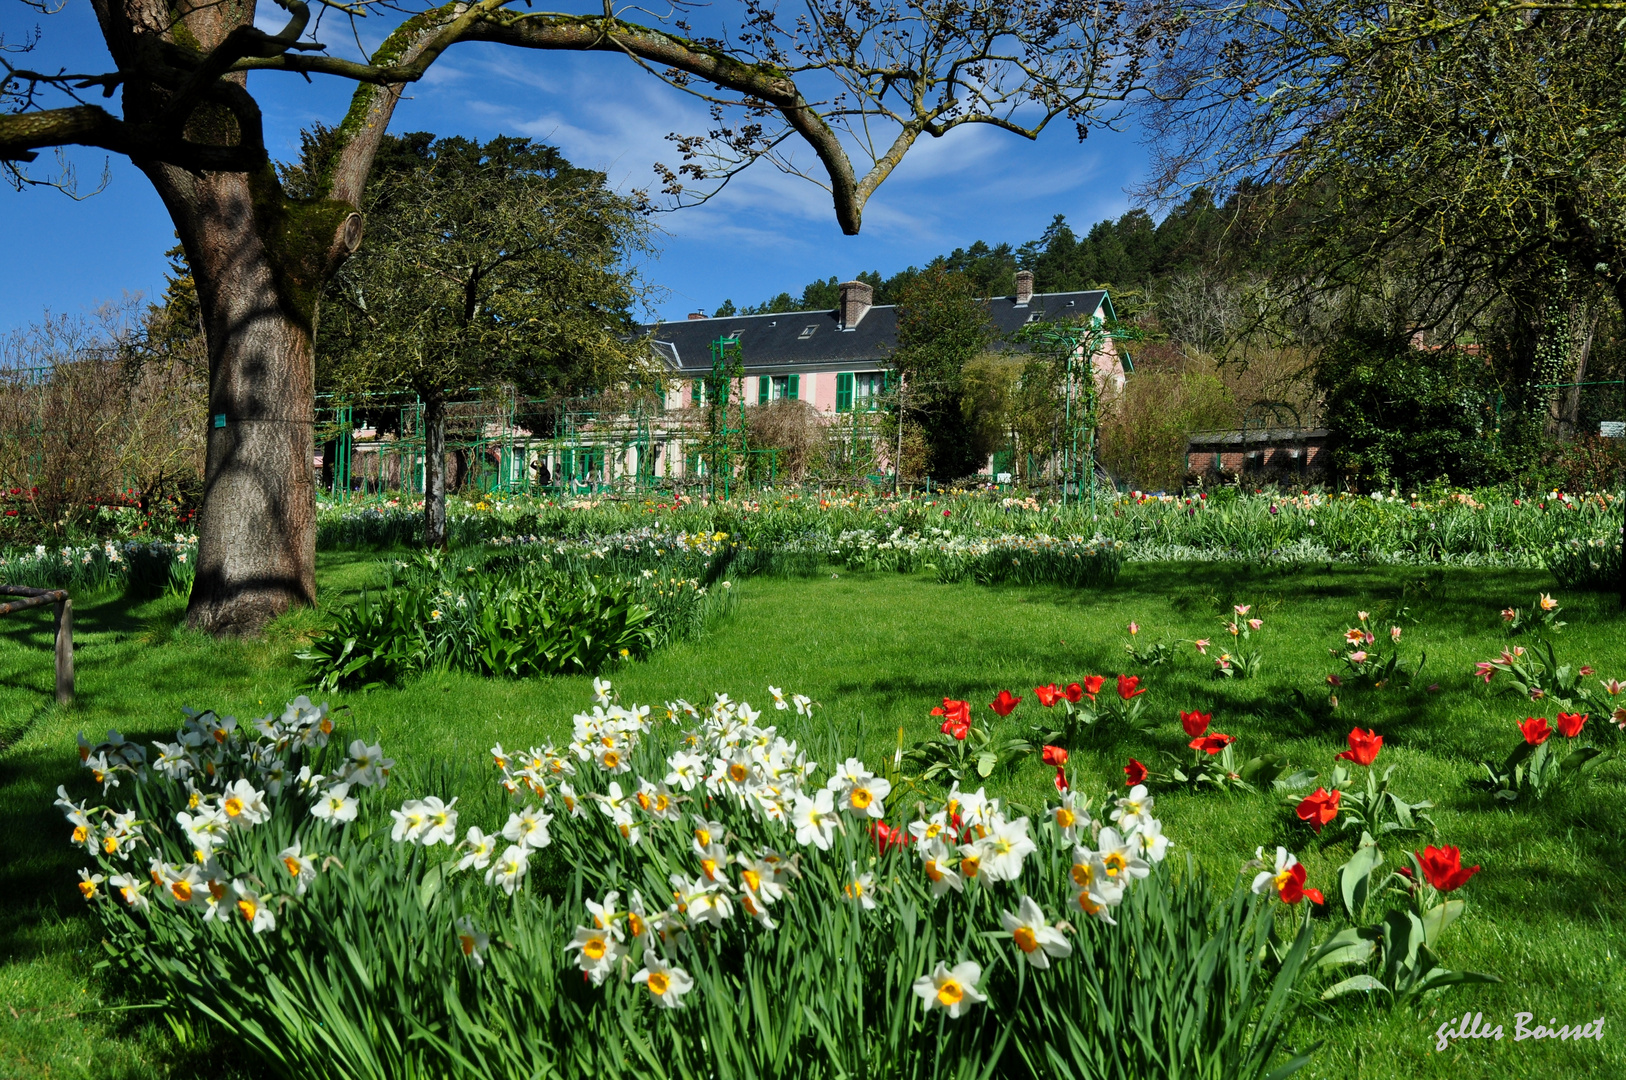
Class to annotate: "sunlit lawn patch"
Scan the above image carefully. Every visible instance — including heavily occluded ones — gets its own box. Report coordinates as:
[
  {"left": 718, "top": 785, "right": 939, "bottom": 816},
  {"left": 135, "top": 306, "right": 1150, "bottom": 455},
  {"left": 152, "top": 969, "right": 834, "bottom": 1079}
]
[{"left": 0, "top": 556, "right": 1622, "bottom": 1078}]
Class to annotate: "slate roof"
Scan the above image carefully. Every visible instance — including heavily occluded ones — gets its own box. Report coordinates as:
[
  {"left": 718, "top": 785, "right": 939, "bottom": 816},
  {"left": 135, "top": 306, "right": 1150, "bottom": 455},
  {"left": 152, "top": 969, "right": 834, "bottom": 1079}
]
[{"left": 645, "top": 290, "right": 1111, "bottom": 374}]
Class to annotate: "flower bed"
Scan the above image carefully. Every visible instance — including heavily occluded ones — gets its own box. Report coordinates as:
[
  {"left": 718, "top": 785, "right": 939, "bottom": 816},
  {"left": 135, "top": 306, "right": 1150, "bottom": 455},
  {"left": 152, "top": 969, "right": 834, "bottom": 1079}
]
[{"left": 64, "top": 685, "right": 1320, "bottom": 1080}]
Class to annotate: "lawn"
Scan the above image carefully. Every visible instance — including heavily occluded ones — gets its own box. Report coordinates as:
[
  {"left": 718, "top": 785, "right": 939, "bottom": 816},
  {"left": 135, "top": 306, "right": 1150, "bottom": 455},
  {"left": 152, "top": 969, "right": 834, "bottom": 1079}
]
[{"left": 1, "top": 554, "right": 1622, "bottom": 1079}]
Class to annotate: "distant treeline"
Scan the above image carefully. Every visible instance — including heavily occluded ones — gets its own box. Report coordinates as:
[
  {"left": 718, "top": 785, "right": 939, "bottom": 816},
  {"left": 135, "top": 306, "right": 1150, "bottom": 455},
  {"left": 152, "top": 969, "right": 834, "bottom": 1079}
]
[{"left": 712, "top": 189, "right": 1254, "bottom": 316}]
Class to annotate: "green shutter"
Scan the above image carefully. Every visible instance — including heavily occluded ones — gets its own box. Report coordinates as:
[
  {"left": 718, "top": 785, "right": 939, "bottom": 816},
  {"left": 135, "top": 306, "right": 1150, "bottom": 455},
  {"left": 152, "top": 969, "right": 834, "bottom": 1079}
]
[
  {"left": 787, "top": 373, "right": 799, "bottom": 401},
  {"left": 836, "top": 372, "right": 853, "bottom": 412},
  {"left": 758, "top": 375, "right": 769, "bottom": 405},
  {"left": 692, "top": 378, "right": 704, "bottom": 406}
]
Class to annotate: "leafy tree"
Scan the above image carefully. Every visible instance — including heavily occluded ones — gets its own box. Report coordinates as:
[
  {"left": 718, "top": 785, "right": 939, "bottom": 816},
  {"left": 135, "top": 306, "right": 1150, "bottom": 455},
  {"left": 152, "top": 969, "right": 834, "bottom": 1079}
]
[
  {"left": 1, "top": 0, "right": 1168, "bottom": 634},
  {"left": 890, "top": 267, "right": 997, "bottom": 478},
  {"left": 314, "top": 133, "right": 652, "bottom": 547},
  {"left": 1318, "top": 327, "right": 1509, "bottom": 488},
  {"left": 1145, "top": 0, "right": 1626, "bottom": 595}
]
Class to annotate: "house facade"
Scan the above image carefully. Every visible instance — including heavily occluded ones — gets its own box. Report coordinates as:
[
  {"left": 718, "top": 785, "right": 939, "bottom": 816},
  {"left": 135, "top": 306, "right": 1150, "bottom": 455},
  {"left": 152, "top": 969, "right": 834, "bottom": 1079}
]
[{"left": 596, "top": 272, "right": 1123, "bottom": 483}]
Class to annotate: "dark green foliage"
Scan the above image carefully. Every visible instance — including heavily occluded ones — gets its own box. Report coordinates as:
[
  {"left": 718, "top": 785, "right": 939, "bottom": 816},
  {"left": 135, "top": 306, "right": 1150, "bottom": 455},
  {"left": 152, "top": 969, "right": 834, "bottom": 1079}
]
[
  {"left": 1318, "top": 327, "right": 1510, "bottom": 487},
  {"left": 891, "top": 268, "right": 999, "bottom": 479},
  {"left": 297, "top": 553, "right": 727, "bottom": 688}
]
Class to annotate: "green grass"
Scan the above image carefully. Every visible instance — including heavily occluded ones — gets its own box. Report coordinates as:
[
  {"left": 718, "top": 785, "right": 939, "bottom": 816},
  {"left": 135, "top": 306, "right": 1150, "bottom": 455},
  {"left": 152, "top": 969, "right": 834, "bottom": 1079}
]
[{"left": 1, "top": 556, "right": 1623, "bottom": 1078}]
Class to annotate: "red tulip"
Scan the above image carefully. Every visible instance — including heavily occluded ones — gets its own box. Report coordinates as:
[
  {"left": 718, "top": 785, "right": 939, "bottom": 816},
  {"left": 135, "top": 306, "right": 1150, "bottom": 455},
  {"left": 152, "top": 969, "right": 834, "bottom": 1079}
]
[
  {"left": 1519, "top": 716, "right": 1552, "bottom": 745},
  {"left": 1179, "top": 710, "right": 1212, "bottom": 738},
  {"left": 1034, "top": 684, "right": 1064, "bottom": 707},
  {"left": 1062, "top": 682, "right": 1085, "bottom": 703},
  {"left": 1041, "top": 745, "right": 1069, "bottom": 767},
  {"left": 1335, "top": 728, "right": 1383, "bottom": 766},
  {"left": 1417, "top": 845, "right": 1481, "bottom": 892},
  {"left": 1189, "top": 732, "right": 1235, "bottom": 755},
  {"left": 989, "top": 690, "right": 1023, "bottom": 717},
  {"left": 1116, "top": 674, "right": 1146, "bottom": 700},
  {"left": 870, "top": 821, "right": 908, "bottom": 853},
  {"left": 1082, "top": 675, "right": 1105, "bottom": 700},
  {"left": 1295, "top": 787, "right": 1342, "bottom": 833},
  {"left": 932, "top": 698, "right": 970, "bottom": 727},
  {"left": 1124, "top": 758, "right": 1147, "bottom": 786},
  {"left": 1275, "top": 863, "right": 1324, "bottom": 905},
  {"left": 1556, "top": 712, "right": 1588, "bottom": 739}
]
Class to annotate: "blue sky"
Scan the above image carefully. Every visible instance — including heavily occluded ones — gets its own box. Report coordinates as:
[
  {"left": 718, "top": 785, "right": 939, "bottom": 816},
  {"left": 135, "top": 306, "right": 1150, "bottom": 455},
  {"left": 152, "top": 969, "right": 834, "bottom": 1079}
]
[{"left": 1, "top": 1, "right": 1148, "bottom": 331}]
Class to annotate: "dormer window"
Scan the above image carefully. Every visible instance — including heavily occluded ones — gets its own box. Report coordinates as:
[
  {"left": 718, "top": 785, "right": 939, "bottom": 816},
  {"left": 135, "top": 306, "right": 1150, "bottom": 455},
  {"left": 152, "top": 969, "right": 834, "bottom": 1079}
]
[{"left": 799, "top": 325, "right": 817, "bottom": 339}]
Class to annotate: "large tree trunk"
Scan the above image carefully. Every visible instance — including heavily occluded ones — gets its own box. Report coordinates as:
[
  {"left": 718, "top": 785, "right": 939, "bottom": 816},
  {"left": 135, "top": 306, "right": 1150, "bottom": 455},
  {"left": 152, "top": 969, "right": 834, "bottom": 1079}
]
[
  {"left": 142, "top": 164, "right": 359, "bottom": 634},
  {"left": 423, "top": 391, "right": 448, "bottom": 548}
]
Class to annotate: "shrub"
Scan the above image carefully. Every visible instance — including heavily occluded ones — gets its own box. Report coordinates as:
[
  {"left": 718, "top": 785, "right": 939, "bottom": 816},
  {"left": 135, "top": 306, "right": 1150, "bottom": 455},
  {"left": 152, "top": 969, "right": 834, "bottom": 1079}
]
[{"left": 298, "top": 553, "right": 733, "bottom": 689}]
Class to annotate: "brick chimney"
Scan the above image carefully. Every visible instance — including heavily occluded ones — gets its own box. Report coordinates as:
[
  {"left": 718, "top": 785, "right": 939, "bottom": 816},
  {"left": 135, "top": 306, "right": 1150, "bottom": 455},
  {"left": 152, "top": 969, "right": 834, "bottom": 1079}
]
[
  {"left": 837, "top": 280, "right": 873, "bottom": 329},
  {"left": 687, "top": 311, "right": 707, "bottom": 320},
  {"left": 1014, "top": 270, "right": 1034, "bottom": 306}
]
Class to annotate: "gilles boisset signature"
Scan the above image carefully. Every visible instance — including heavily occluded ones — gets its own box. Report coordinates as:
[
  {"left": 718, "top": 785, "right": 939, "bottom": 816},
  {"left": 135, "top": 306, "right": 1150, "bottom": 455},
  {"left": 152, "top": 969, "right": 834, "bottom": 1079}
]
[{"left": 1436, "top": 1011, "right": 1605, "bottom": 1051}]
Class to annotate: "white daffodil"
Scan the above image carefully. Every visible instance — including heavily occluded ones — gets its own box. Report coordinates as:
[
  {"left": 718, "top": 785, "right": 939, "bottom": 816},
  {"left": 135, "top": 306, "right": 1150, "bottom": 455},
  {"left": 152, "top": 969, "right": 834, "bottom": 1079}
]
[
  {"left": 690, "top": 816, "right": 726, "bottom": 852},
  {"left": 592, "top": 677, "right": 613, "bottom": 706},
  {"left": 918, "top": 837, "right": 965, "bottom": 896},
  {"left": 735, "top": 854, "right": 788, "bottom": 905},
  {"left": 163, "top": 864, "right": 206, "bottom": 907},
  {"left": 457, "top": 826, "right": 497, "bottom": 872},
  {"left": 277, "top": 841, "right": 317, "bottom": 894},
  {"left": 391, "top": 799, "right": 429, "bottom": 843},
  {"left": 344, "top": 739, "right": 394, "bottom": 789},
  {"left": 556, "top": 782, "right": 586, "bottom": 819},
  {"left": 231, "top": 880, "right": 277, "bottom": 933},
  {"left": 740, "top": 887, "right": 778, "bottom": 929},
  {"left": 841, "top": 775, "right": 891, "bottom": 820},
  {"left": 1136, "top": 818, "right": 1171, "bottom": 863},
  {"left": 1068, "top": 849, "right": 1126, "bottom": 923},
  {"left": 176, "top": 806, "right": 230, "bottom": 857},
  {"left": 632, "top": 955, "right": 694, "bottom": 1008},
  {"left": 566, "top": 922, "right": 625, "bottom": 986},
  {"left": 584, "top": 891, "right": 624, "bottom": 933},
  {"left": 1000, "top": 895, "right": 1072, "bottom": 969},
  {"left": 594, "top": 741, "right": 632, "bottom": 774},
  {"left": 912, "top": 961, "right": 986, "bottom": 1018},
  {"left": 610, "top": 808, "right": 642, "bottom": 845},
  {"left": 294, "top": 765, "right": 325, "bottom": 795},
  {"left": 634, "top": 779, "right": 681, "bottom": 821},
  {"left": 220, "top": 779, "right": 270, "bottom": 827},
  {"left": 76, "top": 867, "right": 106, "bottom": 901},
  {"left": 843, "top": 867, "right": 878, "bottom": 910},
  {"left": 664, "top": 750, "right": 707, "bottom": 792},
  {"left": 1251, "top": 846, "right": 1298, "bottom": 896},
  {"left": 419, "top": 796, "right": 459, "bottom": 846},
  {"left": 1110, "top": 785, "right": 1156, "bottom": 833},
  {"left": 486, "top": 844, "right": 530, "bottom": 895},
  {"left": 1094, "top": 827, "right": 1150, "bottom": 885},
  {"left": 672, "top": 874, "right": 734, "bottom": 926},
  {"left": 768, "top": 685, "right": 788, "bottom": 710},
  {"left": 974, "top": 816, "right": 1037, "bottom": 882},
  {"left": 792, "top": 694, "right": 813, "bottom": 716},
  {"left": 311, "top": 782, "right": 359, "bottom": 825},
  {"left": 454, "top": 915, "right": 489, "bottom": 968},
  {"left": 1050, "top": 790, "right": 1091, "bottom": 842},
  {"left": 696, "top": 842, "right": 732, "bottom": 886},
  {"left": 791, "top": 789, "right": 839, "bottom": 850},
  {"left": 109, "top": 872, "right": 148, "bottom": 910},
  {"left": 502, "top": 806, "right": 554, "bottom": 852}
]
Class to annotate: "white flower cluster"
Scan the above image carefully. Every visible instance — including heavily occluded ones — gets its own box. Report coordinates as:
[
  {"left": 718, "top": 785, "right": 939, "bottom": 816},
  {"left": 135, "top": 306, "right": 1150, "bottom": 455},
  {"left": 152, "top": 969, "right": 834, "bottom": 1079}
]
[{"left": 58, "top": 696, "right": 390, "bottom": 935}]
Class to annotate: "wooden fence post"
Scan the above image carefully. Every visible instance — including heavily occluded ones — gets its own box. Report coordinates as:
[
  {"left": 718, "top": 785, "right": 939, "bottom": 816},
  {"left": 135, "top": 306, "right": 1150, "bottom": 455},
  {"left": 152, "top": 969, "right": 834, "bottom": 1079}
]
[{"left": 54, "top": 596, "right": 74, "bottom": 705}]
